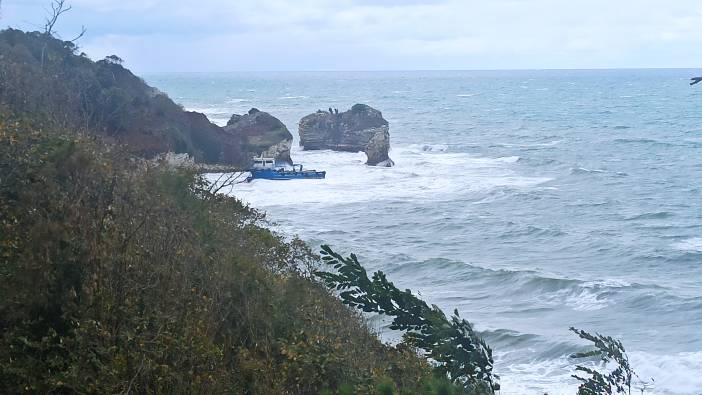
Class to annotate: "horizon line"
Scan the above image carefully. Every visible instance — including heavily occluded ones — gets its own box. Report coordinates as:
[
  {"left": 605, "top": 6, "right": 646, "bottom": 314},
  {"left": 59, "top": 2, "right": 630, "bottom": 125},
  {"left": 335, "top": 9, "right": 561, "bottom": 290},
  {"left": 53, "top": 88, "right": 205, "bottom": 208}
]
[{"left": 138, "top": 67, "right": 702, "bottom": 74}]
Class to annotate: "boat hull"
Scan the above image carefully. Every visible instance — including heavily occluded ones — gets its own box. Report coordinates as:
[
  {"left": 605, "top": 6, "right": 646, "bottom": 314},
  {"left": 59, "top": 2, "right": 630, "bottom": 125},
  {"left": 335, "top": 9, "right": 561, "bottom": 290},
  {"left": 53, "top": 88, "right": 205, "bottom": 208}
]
[{"left": 247, "top": 168, "right": 326, "bottom": 181}]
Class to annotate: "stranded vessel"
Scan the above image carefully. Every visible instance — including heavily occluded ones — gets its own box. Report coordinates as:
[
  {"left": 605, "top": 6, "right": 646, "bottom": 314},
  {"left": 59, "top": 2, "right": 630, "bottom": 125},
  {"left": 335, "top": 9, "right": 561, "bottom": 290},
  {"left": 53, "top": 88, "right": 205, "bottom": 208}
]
[{"left": 246, "top": 156, "right": 326, "bottom": 182}]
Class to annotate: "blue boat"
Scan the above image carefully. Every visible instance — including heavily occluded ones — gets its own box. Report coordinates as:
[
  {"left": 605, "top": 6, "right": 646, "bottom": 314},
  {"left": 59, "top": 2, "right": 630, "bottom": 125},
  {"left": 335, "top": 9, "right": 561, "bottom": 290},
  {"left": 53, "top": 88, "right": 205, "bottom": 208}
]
[{"left": 246, "top": 156, "right": 326, "bottom": 182}]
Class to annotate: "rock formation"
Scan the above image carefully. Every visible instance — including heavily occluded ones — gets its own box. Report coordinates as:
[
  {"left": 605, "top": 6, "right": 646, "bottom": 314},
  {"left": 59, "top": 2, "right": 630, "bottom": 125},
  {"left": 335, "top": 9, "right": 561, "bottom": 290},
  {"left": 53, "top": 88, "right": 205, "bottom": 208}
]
[
  {"left": 0, "top": 29, "right": 290, "bottom": 169},
  {"left": 298, "top": 104, "right": 394, "bottom": 166},
  {"left": 223, "top": 108, "right": 293, "bottom": 164}
]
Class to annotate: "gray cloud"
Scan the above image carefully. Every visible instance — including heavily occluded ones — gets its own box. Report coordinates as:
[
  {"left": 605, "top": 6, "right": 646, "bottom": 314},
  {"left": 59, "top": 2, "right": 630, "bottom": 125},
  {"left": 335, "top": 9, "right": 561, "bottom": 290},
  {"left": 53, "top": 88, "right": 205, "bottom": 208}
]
[{"left": 2, "top": 0, "right": 702, "bottom": 71}]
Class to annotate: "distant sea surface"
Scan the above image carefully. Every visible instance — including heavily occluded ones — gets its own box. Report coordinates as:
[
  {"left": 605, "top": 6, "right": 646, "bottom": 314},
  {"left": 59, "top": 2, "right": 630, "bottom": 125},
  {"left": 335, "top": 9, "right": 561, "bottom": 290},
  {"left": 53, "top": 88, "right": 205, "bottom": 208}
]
[{"left": 145, "top": 70, "right": 702, "bottom": 394}]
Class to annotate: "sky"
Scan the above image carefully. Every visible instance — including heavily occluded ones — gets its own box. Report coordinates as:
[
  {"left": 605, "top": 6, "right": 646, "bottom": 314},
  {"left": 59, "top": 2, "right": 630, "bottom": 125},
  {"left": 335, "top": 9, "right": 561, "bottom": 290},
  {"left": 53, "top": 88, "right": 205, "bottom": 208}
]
[{"left": 1, "top": 0, "right": 702, "bottom": 72}]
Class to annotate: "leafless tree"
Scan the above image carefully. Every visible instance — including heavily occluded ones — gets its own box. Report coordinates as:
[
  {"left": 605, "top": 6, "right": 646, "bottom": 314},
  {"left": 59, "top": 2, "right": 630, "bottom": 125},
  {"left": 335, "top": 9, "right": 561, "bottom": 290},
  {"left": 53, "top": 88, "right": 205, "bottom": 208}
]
[
  {"left": 207, "top": 172, "right": 249, "bottom": 197},
  {"left": 42, "top": 0, "right": 87, "bottom": 41},
  {"left": 40, "top": 1, "right": 87, "bottom": 71},
  {"left": 44, "top": 0, "right": 72, "bottom": 36}
]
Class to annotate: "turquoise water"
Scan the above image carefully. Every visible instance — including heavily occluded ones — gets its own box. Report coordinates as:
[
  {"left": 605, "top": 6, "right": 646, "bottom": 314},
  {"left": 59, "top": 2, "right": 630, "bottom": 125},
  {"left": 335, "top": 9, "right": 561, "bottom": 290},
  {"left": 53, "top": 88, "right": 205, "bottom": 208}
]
[{"left": 145, "top": 70, "right": 702, "bottom": 394}]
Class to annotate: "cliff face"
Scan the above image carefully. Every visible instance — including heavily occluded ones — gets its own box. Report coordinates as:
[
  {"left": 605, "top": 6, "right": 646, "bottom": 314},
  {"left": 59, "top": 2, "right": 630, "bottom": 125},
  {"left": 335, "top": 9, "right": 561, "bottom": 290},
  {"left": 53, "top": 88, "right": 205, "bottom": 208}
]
[
  {"left": 0, "top": 29, "right": 255, "bottom": 167},
  {"left": 224, "top": 108, "right": 293, "bottom": 164},
  {"left": 298, "top": 104, "right": 394, "bottom": 166}
]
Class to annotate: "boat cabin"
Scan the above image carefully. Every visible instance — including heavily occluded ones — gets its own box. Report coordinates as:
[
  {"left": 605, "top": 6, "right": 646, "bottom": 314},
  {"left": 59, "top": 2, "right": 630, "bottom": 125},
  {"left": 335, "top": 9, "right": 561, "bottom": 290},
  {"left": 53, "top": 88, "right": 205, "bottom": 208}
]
[{"left": 251, "top": 156, "right": 277, "bottom": 169}]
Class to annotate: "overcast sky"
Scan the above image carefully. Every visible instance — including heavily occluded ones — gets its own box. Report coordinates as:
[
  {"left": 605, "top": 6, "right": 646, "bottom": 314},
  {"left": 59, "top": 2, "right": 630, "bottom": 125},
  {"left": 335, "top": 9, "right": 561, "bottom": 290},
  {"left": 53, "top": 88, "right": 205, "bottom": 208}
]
[{"left": 2, "top": 0, "right": 702, "bottom": 72}]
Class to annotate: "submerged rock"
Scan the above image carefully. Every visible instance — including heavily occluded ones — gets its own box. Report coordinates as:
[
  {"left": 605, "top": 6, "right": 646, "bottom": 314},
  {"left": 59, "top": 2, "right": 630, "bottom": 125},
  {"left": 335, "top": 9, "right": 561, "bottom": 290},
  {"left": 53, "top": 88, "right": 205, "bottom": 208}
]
[
  {"left": 223, "top": 108, "right": 294, "bottom": 164},
  {"left": 298, "top": 104, "right": 394, "bottom": 166}
]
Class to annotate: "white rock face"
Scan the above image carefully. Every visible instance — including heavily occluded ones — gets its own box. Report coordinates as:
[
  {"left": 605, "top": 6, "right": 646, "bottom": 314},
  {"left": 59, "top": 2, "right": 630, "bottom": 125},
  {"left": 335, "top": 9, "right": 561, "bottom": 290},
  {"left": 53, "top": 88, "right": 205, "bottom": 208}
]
[
  {"left": 261, "top": 139, "right": 293, "bottom": 164},
  {"left": 157, "top": 152, "right": 195, "bottom": 168}
]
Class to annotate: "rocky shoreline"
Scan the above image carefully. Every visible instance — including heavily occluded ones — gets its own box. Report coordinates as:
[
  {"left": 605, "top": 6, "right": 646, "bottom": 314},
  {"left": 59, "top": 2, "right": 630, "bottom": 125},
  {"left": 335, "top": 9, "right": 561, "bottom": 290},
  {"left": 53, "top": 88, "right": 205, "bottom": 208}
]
[
  {"left": 158, "top": 104, "right": 395, "bottom": 171},
  {"left": 0, "top": 29, "right": 394, "bottom": 172}
]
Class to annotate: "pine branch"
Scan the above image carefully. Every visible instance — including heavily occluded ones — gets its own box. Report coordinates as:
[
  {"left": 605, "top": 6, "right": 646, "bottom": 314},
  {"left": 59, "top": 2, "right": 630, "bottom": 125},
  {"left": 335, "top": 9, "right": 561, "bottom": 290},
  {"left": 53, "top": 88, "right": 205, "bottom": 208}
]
[
  {"left": 569, "top": 327, "right": 642, "bottom": 395},
  {"left": 315, "top": 245, "right": 499, "bottom": 392}
]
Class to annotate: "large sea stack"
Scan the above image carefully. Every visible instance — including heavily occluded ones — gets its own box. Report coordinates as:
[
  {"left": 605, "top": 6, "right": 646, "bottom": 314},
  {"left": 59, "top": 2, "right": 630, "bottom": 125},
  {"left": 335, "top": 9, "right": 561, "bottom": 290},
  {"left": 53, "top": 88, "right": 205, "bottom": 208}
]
[
  {"left": 298, "top": 104, "right": 394, "bottom": 166},
  {"left": 224, "top": 108, "right": 293, "bottom": 164}
]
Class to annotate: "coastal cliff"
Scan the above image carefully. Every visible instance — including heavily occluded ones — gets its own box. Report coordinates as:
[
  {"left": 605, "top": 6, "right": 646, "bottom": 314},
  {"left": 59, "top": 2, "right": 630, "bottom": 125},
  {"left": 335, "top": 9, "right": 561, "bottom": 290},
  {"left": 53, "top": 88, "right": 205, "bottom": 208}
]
[
  {"left": 298, "top": 104, "right": 394, "bottom": 166},
  {"left": 0, "top": 29, "right": 290, "bottom": 168}
]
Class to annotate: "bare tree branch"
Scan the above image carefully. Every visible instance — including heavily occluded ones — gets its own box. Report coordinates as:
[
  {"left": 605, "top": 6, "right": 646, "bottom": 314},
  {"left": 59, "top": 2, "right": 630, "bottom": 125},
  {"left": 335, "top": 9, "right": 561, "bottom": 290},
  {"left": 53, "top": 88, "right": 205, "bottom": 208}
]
[
  {"left": 44, "top": 0, "right": 72, "bottom": 36},
  {"left": 69, "top": 25, "right": 87, "bottom": 42},
  {"left": 208, "top": 172, "right": 249, "bottom": 197}
]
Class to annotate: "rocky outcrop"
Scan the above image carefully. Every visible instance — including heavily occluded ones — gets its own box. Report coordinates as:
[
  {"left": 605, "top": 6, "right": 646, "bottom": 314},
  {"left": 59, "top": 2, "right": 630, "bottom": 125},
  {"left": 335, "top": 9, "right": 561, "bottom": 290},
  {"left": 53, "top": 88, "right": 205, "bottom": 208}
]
[
  {"left": 184, "top": 111, "right": 246, "bottom": 165},
  {"left": 0, "top": 29, "right": 268, "bottom": 168},
  {"left": 223, "top": 108, "right": 293, "bottom": 164},
  {"left": 298, "top": 104, "right": 394, "bottom": 166}
]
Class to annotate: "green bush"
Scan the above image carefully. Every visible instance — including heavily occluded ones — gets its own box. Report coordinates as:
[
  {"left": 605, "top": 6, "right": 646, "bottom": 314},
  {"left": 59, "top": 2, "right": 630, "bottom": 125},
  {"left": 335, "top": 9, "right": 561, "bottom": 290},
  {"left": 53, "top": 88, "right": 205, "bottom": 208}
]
[{"left": 0, "top": 118, "right": 442, "bottom": 394}]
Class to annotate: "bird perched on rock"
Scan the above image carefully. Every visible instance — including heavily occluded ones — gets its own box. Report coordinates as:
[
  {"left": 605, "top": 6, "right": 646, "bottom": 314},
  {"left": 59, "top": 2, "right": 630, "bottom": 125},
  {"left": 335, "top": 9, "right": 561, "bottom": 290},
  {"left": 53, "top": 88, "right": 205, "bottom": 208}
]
[{"left": 691, "top": 77, "right": 702, "bottom": 86}]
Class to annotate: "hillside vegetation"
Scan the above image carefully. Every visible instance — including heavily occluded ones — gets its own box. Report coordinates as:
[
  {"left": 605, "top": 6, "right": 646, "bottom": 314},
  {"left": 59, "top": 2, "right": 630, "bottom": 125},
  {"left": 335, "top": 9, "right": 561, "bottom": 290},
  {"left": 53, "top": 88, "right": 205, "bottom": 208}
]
[
  {"left": 0, "top": 114, "right": 475, "bottom": 394},
  {"left": 0, "top": 29, "right": 248, "bottom": 165}
]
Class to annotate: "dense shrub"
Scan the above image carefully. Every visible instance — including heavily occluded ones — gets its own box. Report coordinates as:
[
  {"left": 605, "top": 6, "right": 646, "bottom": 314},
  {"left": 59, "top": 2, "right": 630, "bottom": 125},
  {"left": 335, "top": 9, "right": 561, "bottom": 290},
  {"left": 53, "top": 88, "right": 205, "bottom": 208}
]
[{"left": 0, "top": 116, "right": 465, "bottom": 394}]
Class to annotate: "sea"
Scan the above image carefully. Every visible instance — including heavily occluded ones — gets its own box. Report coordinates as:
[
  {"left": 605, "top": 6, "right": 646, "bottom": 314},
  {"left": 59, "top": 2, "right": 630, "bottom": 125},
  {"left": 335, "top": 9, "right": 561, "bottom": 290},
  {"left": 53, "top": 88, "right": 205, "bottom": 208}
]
[{"left": 144, "top": 70, "right": 702, "bottom": 394}]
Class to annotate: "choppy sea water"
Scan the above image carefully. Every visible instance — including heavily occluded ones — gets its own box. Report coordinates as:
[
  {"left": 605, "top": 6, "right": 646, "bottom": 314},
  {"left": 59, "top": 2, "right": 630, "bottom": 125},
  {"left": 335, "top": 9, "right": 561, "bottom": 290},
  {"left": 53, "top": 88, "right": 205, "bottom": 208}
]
[{"left": 145, "top": 70, "right": 702, "bottom": 394}]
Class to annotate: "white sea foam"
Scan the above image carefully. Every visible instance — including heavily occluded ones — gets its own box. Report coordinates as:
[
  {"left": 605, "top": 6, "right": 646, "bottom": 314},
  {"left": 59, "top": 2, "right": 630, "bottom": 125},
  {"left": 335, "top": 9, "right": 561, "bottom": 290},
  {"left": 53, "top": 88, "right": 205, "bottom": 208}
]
[
  {"left": 496, "top": 351, "right": 702, "bottom": 395},
  {"left": 629, "top": 351, "right": 702, "bottom": 395},
  {"left": 565, "top": 289, "right": 609, "bottom": 311},
  {"left": 497, "top": 140, "right": 562, "bottom": 148},
  {"left": 495, "top": 156, "right": 520, "bottom": 163},
  {"left": 672, "top": 237, "right": 702, "bottom": 252},
  {"left": 495, "top": 356, "right": 577, "bottom": 395},
  {"left": 278, "top": 95, "right": 308, "bottom": 100},
  {"left": 582, "top": 278, "right": 632, "bottom": 288},
  {"left": 407, "top": 143, "right": 448, "bottom": 152},
  {"left": 542, "top": 287, "right": 609, "bottom": 312},
  {"left": 220, "top": 144, "right": 551, "bottom": 208},
  {"left": 572, "top": 167, "right": 606, "bottom": 174},
  {"left": 185, "top": 106, "right": 233, "bottom": 126},
  {"left": 540, "top": 279, "right": 630, "bottom": 312}
]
